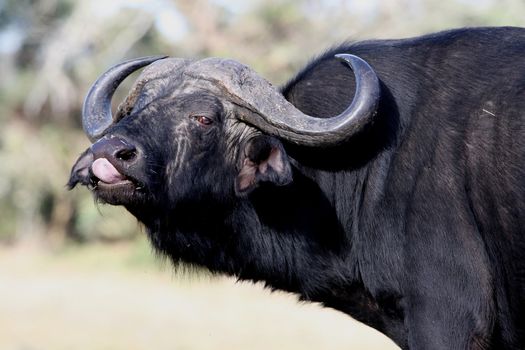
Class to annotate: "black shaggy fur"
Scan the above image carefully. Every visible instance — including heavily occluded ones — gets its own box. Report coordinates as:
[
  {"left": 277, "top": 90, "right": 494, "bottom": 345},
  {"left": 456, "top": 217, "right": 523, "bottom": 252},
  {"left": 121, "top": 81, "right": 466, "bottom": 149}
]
[{"left": 69, "top": 27, "right": 525, "bottom": 349}]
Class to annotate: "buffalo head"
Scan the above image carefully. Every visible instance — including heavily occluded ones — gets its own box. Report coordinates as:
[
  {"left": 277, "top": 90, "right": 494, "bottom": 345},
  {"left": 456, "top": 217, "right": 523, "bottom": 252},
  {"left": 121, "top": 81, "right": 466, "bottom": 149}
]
[{"left": 68, "top": 54, "right": 379, "bottom": 210}]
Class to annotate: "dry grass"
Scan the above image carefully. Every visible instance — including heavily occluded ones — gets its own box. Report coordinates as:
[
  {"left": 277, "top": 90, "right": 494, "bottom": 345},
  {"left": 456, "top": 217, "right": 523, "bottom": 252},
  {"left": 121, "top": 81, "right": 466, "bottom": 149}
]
[{"left": 0, "top": 239, "right": 399, "bottom": 350}]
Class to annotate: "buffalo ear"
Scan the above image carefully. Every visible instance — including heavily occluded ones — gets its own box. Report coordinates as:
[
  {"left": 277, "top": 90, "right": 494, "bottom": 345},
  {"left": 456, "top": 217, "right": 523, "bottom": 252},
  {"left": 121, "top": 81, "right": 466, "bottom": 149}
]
[{"left": 235, "top": 136, "right": 292, "bottom": 196}]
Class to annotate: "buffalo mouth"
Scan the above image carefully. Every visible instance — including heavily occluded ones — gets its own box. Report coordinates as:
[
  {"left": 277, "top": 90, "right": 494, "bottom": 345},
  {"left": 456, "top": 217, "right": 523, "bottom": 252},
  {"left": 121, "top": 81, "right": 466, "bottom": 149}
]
[
  {"left": 91, "top": 178, "right": 142, "bottom": 205},
  {"left": 90, "top": 158, "right": 145, "bottom": 205},
  {"left": 69, "top": 153, "right": 146, "bottom": 205}
]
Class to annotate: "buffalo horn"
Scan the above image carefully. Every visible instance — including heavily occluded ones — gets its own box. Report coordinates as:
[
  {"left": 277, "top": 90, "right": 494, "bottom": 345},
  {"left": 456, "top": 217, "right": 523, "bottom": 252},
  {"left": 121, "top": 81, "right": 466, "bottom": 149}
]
[
  {"left": 82, "top": 55, "right": 168, "bottom": 142},
  {"left": 210, "top": 54, "right": 381, "bottom": 147}
]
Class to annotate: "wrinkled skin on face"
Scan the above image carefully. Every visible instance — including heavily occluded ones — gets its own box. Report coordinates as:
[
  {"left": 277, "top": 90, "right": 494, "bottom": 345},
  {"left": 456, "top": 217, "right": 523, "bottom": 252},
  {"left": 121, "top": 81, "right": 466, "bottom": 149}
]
[{"left": 68, "top": 59, "right": 293, "bottom": 222}]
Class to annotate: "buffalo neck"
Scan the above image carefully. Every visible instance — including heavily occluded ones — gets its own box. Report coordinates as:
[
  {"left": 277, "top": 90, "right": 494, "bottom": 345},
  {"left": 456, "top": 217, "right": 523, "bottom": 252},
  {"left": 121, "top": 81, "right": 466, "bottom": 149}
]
[{"left": 133, "top": 149, "right": 406, "bottom": 346}]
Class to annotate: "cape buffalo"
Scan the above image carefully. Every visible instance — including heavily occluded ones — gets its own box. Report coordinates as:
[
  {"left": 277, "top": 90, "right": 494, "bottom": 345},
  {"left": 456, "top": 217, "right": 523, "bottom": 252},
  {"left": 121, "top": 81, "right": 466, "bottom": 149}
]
[{"left": 69, "top": 27, "right": 525, "bottom": 349}]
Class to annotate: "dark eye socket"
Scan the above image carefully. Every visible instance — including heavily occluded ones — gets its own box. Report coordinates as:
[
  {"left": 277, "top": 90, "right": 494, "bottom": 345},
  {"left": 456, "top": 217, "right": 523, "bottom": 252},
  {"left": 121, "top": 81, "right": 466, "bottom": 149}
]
[{"left": 193, "top": 115, "right": 213, "bottom": 126}]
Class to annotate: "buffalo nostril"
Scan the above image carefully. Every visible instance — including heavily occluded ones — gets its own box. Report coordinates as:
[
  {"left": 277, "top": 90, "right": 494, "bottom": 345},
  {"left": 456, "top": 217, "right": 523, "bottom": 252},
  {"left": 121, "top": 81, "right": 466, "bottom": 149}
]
[
  {"left": 116, "top": 148, "right": 137, "bottom": 162},
  {"left": 91, "top": 136, "right": 140, "bottom": 164}
]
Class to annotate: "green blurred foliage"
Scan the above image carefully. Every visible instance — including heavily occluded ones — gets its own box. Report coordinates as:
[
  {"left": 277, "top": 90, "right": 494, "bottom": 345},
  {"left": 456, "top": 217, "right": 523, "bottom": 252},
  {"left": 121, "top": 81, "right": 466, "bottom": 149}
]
[{"left": 0, "top": 0, "right": 523, "bottom": 245}]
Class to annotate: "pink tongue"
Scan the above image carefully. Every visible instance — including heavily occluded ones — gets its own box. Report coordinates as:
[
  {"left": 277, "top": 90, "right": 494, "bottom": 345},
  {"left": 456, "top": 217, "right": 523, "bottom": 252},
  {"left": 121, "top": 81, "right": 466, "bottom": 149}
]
[{"left": 92, "top": 158, "right": 126, "bottom": 184}]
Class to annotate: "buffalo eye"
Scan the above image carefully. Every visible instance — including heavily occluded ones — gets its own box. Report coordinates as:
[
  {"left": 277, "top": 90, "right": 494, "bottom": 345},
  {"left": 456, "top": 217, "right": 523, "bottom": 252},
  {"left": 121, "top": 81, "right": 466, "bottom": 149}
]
[{"left": 194, "top": 115, "right": 213, "bottom": 126}]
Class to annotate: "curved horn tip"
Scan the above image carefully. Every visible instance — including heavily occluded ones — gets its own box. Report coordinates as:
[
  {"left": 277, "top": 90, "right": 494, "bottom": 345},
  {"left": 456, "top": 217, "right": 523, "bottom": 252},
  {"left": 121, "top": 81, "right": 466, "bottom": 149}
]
[
  {"left": 334, "top": 53, "right": 355, "bottom": 61},
  {"left": 82, "top": 55, "right": 170, "bottom": 142},
  {"left": 334, "top": 53, "right": 370, "bottom": 69},
  {"left": 335, "top": 52, "right": 381, "bottom": 98},
  {"left": 121, "top": 55, "right": 170, "bottom": 64}
]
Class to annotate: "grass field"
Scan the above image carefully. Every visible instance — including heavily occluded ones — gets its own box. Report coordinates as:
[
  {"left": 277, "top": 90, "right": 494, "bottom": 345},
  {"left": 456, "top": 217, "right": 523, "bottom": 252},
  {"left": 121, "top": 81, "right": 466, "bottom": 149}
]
[{"left": 0, "top": 238, "right": 399, "bottom": 350}]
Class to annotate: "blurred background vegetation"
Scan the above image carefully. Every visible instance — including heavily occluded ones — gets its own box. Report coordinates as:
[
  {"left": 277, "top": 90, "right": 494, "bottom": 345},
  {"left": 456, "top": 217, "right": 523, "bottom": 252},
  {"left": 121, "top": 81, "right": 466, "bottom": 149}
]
[
  {"left": 0, "top": 1, "right": 523, "bottom": 349},
  {"left": 1, "top": 0, "right": 524, "bottom": 244}
]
